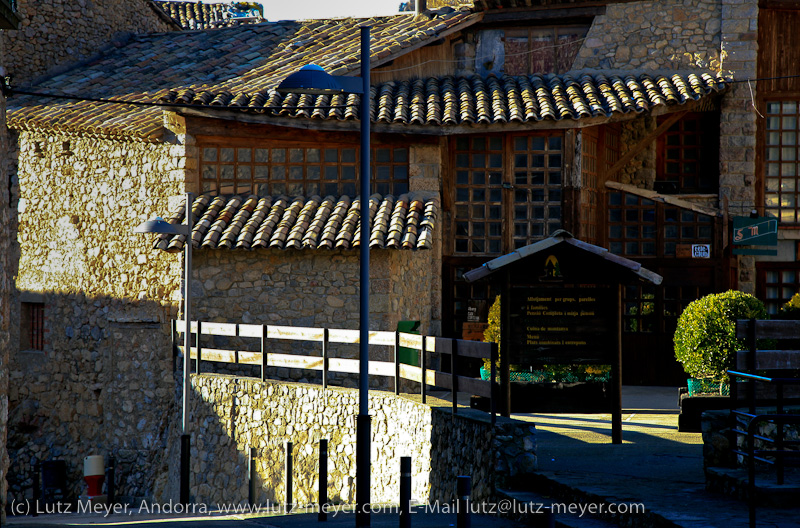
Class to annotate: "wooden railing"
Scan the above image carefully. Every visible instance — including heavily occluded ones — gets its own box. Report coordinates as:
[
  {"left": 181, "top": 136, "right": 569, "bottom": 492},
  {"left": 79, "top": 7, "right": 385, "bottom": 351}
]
[{"left": 173, "top": 320, "right": 498, "bottom": 424}]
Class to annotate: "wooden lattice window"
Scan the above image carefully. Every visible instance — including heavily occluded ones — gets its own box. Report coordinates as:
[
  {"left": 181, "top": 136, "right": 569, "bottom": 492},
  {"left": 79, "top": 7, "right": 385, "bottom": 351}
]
[
  {"left": 512, "top": 135, "right": 562, "bottom": 248},
  {"left": 453, "top": 136, "right": 504, "bottom": 254},
  {"left": 656, "top": 113, "right": 719, "bottom": 194},
  {"left": 623, "top": 284, "right": 656, "bottom": 333},
  {"left": 608, "top": 193, "right": 657, "bottom": 257},
  {"left": 20, "top": 301, "right": 44, "bottom": 351},
  {"left": 503, "top": 26, "right": 589, "bottom": 75},
  {"left": 581, "top": 127, "right": 600, "bottom": 244},
  {"left": 607, "top": 192, "right": 714, "bottom": 258},
  {"left": 764, "top": 101, "right": 800, "bottom": 223},
  {"left": 761, "top": 266, "right": 800, "bottom": 315},
  {"left": 200, "top": 144, "right": 409, "bottom": 197},
  {"left": 452, "top": 133, "right": 563, "bottom": 255}
]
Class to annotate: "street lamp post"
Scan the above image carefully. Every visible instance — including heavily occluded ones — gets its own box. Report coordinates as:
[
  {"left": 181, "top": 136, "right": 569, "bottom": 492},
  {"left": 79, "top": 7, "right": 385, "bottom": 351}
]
[
  {"left": 277, "top": 26, "right": 372, "bottom": 527},
  {"left": 135, "top": 192, "right": 194, "bottom": 505}
]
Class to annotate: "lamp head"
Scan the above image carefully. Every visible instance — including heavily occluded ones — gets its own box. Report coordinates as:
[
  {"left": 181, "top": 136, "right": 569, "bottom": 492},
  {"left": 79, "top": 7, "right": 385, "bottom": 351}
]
[
  {"left": 134, "top": 217, "right": 190, "bottom": 235},
  {"left": 276, "top": 64, "right": 345, "bottom": 95}
]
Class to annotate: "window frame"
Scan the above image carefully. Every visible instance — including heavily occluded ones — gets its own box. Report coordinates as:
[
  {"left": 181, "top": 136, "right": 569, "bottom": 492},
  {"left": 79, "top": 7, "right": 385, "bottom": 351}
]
[
  {"left": 20, "top": 300, "right": 45, "bottom": 352},
  {"left": 447, "top": 131, "right": 566, "bottom": 257},
  {"left": 198, "top": 139, "right": 410, "bottom": 198}
]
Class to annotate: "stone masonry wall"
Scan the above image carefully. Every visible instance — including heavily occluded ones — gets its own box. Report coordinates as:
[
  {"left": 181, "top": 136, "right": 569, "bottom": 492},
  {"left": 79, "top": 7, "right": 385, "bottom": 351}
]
[
  {"left": 719, "top": 0, "right": 759, "bottom": 294},
  {"left": 169, "top": 375, "right": 535, "bottom": 507},
  {"left": 8, "top": 131, "right": 185, "bottom": 505},
  {"left": 1, "top": 35, "right": 15, "bottom": 523},
  {"left": 190, "top": 248, "right": 434, "bottom": 389},
  {"left": 1, "top": 0, "right": 174, "bottom": 87},
  {"left": 574, "top": 0, "right": 723, "bottom": 71}
]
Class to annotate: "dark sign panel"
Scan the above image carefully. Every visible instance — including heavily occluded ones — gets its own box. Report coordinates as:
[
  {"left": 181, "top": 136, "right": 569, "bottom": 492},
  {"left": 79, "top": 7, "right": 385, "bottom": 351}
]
[{"left": 509, "top": 285, "right": 613, "bottom": 365}]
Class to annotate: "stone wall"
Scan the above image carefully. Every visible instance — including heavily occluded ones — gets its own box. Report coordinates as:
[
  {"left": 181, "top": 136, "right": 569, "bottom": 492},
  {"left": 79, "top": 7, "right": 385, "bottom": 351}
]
[
  {"left": 190, "top": 248, "right": 434, "bottom": 389},
  {"left": 8, "top": 131, "right": 185, "bottom": 505},
  {"left": 574, "top": 0, "right": 723, "bottom": 71},
  {"left": 719, "top": 0, "right": 759, "bottom": 294},
  {"left": 166, "top": 375, "right": 535, "bottom": 507},
  {"left": 1, "top": 35, "right": 15, "bottom": 523},
  {"left": 0, "top": 0, "right": 174, "bottom": 87}
]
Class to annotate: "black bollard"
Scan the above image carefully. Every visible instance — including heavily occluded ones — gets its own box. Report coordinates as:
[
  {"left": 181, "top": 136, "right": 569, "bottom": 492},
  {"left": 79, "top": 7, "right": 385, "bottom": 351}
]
[
  {"left": 32, "top": 461, "right": 40, "bottom": 517},
  {"left": 540, "top": 506, "right": 555, "bottom": 528},
  {"left": 456, "top": 476, "right": 471, "bottom": 528},
  {"left": 399, "top": 457, "right": 412, "bottom": 528},
  {"left": 107, "top": 455, "right": 116, "bottom": 507},
  {"left": 318, "top": 439, "right": 328, "bottom": 522},
  {"left": 285, "top": 441, "right": 293, "bottom": 513},
  {"left": 248, "top": 448, "right": 257, "bottom": 507}
]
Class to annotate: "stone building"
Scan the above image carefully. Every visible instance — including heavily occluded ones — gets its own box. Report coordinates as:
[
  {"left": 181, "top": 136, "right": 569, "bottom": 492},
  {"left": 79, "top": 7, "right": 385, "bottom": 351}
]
[
  {"left": 1, "top": 2, "right": 22, "bottom": 520},
  {"left": 2, "top": 0, "right": 788, "bottom": 507}
]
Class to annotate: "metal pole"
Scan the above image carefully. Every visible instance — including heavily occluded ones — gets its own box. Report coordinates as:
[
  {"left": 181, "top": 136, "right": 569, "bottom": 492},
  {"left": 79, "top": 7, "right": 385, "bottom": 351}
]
[
  {"left": 456, "top": 476, "right": 471, "bottom": 528},
  {"left": 399, "top": 457, "right": 411, "bottom": 528},
  {"left": 181, "top": 191, "right": 194, "bottom": 504},
  {"left": 356, "top": 24, "right": 372, "bottom": 528},
  {"left": 318, "top": 439, "right": 328, "bottom": 522},
  {"left": 285, "top": 441, "right": 294, "bottom": 513},
  {"left": 107, "top": 455, "right": 116, "bottom": 507},
  {"left": 612, "top": 284, "right": 623, "bottom": 444}
]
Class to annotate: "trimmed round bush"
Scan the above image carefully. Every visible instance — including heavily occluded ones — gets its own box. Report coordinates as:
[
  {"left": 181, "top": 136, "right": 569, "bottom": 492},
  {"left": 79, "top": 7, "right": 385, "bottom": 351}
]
[{"left": 673, "top": 290, "right": 768, "bottom": 382}]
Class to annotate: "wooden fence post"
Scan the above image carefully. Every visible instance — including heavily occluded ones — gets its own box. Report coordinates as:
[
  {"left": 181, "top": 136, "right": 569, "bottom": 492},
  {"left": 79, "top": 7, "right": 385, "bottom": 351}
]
[
  {"left": 394, "top": 331, "right": 401, "bottom": 396},
  {"left": 421, "top": 336, "right": 427, "bottom": 404},
  {"left": 195, "top": 320, "right": 202, "bottom": 374},
  {"left": 452, "top": 339, "right": 459, "bottom": 414},
  {"left": 490, "top": 342, "right": 498, "bottom": 426},
  {"left": 261, "top": 324, "right": 267, "bottom": 382},
  {"left": 322, "top": 328, "right": 329, "bottom": 389}
]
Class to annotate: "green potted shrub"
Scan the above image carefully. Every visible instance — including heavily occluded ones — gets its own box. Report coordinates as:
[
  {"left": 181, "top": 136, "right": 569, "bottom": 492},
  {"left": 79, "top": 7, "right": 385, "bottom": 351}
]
[{"left": 673, "top": 290, "right": 768, "bottom": 395}]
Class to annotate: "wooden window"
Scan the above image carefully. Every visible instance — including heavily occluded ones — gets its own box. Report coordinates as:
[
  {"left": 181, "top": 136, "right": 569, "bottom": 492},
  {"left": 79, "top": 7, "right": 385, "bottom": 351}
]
[
  {"left": 764, "top": 101, "right": 800, "bottom": 223},
  {"left": 453, "top": 136, "right": 504, "bottom": 255},
  {"left": 656, "top": 113, "right": 719, "bottom": 194},
  {"left": 20, "top": 301, "right": 44, "bottom": 351},
  {"left": 607, "top": 191, "right": 715, "bottom": 258},
  {"left": 761, "top": 265, "right": 800, "bottom": 315},
  {"left": 452, "top": 133, "right": 563, "bottom": 256},
  {"left": 200, "top": 144, "right": 409, "bottom": 197},
  {"left": 503, "top": 26, "right": 589, "bottom": 75},
  {"left": 512, "top": 134, "right": 562, "bottom": 248},
  {"left": 623, "top": 284, "right": 656, "bottom": 333}
]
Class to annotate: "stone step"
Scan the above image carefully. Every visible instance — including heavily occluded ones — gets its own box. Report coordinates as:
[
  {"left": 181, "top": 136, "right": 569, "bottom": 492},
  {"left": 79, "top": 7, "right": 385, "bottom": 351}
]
[{"left": 706, "top": 466, "right": 800, "bottom": 507}]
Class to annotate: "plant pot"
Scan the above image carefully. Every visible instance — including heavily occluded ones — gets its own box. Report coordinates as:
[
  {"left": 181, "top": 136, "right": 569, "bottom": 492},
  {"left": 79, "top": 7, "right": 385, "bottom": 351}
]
[{"left": 687, "top": 378, "right": 729, "bottom": 396}]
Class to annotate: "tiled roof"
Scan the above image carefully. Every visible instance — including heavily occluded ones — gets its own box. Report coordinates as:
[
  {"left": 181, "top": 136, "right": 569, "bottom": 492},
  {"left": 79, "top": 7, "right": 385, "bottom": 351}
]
[
  {"left": 154, "top": 193, "right": 438, "bottom": 252},
  {"left": 7, "top": 8, "right": 479, "bottom": 141},
  {"left": 154, "top": 1, "right": 264, "bottom": 30},
  {"left": 160, "top": 71, "right": 727, "bottom": 126}
]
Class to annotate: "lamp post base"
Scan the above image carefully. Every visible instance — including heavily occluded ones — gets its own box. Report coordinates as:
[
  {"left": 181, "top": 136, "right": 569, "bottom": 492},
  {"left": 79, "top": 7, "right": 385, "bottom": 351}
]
[
  {"left": 356, "top": 414, "right": 371, "bottom": 527},
  {"left": 180, "top": 434, "right": 190, "bottom": 505}
]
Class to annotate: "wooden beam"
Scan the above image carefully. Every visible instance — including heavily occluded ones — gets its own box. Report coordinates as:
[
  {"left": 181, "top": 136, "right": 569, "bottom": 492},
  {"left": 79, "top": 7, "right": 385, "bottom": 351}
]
[
  {"left": 481, "top": 6, "right": 604, "bottom": 23},
  {"left": 603, "top": 111, "right": 687, "bottom": 181}
]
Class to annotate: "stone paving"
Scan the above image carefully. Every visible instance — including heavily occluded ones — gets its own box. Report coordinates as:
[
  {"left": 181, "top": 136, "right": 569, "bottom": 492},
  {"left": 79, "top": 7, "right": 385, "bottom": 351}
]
[{"left": 514, "top": 386, "right": 799, "bottom": 528}]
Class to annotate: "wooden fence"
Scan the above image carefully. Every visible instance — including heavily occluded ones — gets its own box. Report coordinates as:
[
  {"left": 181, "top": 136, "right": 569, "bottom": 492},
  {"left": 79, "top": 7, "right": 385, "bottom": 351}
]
[{"left": 173, "top": 320, "right": 499, "bottom": 424}]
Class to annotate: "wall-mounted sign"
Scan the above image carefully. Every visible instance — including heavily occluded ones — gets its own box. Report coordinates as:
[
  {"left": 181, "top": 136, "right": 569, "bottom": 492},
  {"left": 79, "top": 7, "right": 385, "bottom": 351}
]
[
  {"left": 732, "top": 217, "right": 778, "bottom": 256},
  {"left": 677, "top": 244, "right": 711, "bottom": 258}
]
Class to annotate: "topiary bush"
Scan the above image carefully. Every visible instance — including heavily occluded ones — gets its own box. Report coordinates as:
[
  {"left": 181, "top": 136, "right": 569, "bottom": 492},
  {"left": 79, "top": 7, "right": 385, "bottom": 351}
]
[{"left": 673, "top": 290, "right": 768, "bottom": 383}]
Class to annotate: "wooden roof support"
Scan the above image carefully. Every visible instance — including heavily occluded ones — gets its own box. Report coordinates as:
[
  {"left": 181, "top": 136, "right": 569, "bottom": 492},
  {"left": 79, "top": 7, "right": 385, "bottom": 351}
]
[{"left": 603, "top": 110, "right": 687, "bottom": 181}]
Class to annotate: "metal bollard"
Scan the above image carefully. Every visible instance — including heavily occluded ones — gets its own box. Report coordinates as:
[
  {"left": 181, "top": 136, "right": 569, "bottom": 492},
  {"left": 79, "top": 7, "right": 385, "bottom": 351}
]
[
  {"left": 456, "top": 476, "right": 471, "bottom": 528},
  {"left": 318, "top": 440, "right": 328, "bottom": 522},
  {"left": 539, "top": 506, "right": 555, "bottom": 528},
  {"left": 284, "top": 441, "right": 293, "bottom": 513},
  {"left": 400, "top": 457, "right": 412, "bottom": 528},
  {"left": 32, "top": 461, "right": 40, "bottom": 517},
  {"left": 107, "top": 455, "right": 116, "bottom": 507},
  {"left": 248, "top": 447, "right": 257, "bottom": 507}
]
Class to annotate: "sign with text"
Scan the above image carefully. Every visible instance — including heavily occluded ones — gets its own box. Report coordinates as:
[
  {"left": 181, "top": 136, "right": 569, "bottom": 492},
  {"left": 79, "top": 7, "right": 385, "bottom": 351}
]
[
  {"left": 509, "top": 286, "right": 614, "bottom": 365},
  {"left": 732, "top": 216, "right": 778, "bottom": 255}
]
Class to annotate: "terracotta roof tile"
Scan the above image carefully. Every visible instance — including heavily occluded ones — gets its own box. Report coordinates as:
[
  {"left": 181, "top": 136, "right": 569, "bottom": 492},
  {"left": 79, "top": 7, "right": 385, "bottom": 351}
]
[
  {"left": 154, "top": 193, "right": 437, "bottom": 252},
  {"left": 8, "top": 8, "right": 479, "bottom": 140},
  {"left": 154, "top": 1, "right": 264, "bottom": 30},
  {"left": 167, "top": 71, "right": 723, "bottom": 127}
]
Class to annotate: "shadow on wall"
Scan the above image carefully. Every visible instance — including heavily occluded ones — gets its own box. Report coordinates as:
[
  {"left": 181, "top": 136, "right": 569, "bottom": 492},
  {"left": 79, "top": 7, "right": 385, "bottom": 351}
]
[
  {"left": 7, "top": 291, "right": 178, "bottom": 508},
  {"left": 167, "top": 374, "right": 536, "bottom": 509}
]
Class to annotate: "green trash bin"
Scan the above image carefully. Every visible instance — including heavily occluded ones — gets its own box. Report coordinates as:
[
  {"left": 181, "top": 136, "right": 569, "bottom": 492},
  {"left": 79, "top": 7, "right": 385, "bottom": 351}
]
[{"left": 397, "top": 320, "right": 420, "bottom": 367}]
